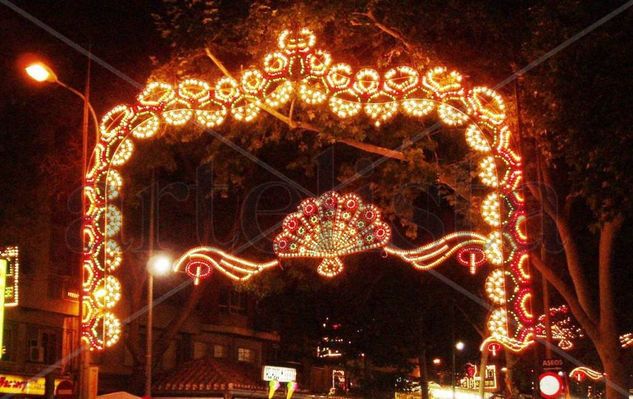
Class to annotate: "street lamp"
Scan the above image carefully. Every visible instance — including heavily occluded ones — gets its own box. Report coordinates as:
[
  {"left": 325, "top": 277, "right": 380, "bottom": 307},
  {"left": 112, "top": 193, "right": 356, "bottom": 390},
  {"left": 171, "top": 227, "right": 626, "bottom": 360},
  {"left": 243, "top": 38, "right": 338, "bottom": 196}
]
[
  {"left": 25, "top": 62, "right": 57, "bottom": 82},
  {"left": 433, "top": 358, "right": 442, "bottom": 366},
  {"left": 24, "top": 58, "right": 99, "bottom": 399},
  {"left": 146, "top": 254, "right": 172, "bottom": 397},
  {"left": 452, "top": 341, "right": 465, "bottom": 399},
  {"left": 148, "top": 254, "right": 172, "bottom": 277},
  {"left": 24, "top": 61, "right": 100, "bottom": 134}
]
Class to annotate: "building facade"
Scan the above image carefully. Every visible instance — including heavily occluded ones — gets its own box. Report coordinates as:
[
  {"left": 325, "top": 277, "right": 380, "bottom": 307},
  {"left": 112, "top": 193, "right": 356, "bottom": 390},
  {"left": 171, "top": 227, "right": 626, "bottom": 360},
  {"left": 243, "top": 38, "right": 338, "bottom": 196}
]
[{"left": 0, "top": 262, "right": 79, "bottom": 397}]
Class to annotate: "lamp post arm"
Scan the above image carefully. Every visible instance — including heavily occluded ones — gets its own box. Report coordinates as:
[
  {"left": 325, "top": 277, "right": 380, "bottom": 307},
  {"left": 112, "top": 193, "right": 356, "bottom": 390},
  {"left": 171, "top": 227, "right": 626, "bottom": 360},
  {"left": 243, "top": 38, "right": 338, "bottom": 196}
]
[{"left": 55, "top": 79, "right": 100, "bottom": 140}]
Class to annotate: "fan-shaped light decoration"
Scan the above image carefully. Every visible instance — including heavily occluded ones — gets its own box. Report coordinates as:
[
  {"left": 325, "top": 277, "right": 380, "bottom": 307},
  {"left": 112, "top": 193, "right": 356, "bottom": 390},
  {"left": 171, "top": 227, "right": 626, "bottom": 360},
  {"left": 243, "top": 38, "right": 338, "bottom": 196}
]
[{"left": 273, "top": 192, "right": 391, "bottom": 277}]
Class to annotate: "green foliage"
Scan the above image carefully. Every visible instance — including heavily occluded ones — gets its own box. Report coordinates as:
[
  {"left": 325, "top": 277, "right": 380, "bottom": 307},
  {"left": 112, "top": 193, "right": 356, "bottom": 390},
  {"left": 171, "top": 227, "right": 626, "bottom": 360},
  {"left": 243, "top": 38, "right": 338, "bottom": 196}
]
[
  {"left": 152, "top": 0, "right": 221, "bottom": 49},
  {"left": 147, "top": 0, "right": 521, "bottom": 243},
  {"left": 520, "top": 0, "right": 633, "bottom": 221}
]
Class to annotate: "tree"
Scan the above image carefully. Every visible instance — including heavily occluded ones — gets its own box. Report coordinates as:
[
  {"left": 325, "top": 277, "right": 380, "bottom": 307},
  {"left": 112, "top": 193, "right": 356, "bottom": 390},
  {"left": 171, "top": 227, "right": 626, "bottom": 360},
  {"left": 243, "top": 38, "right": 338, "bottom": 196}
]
[{"left": 520, "top": 1, "right": 633, "bottom": 397}]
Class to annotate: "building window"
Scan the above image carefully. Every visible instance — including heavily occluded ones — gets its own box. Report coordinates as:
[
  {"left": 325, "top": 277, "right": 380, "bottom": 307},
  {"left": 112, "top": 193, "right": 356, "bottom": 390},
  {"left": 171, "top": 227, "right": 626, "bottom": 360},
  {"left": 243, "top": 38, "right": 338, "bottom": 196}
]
[
  {"left": 237, "top": 347, "right": 254, "bottom": 363},
  {"left": 27, "top": 327, "right": 59, "bottom": 364},
  {"left": 176, "top": 334, "right": 193, "bottom": 363},
  {"left": 213, "top": 344, "right": 226, "bottom": 358},
  {"left": 2, "top": 322, "right": 17, "bottom": 362},
  {"left": 219, "top": 287, "right": 247, "bottom": 315},
  {"left": 193, "top": 342, "right": 207, "bottom": 359}
]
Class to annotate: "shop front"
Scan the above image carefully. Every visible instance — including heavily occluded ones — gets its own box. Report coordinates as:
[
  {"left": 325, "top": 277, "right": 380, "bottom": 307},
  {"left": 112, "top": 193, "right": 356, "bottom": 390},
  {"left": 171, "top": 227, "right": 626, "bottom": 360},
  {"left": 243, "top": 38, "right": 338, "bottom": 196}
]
[{"left": 0, "top": 373, "right": 72, "bottom": 397}]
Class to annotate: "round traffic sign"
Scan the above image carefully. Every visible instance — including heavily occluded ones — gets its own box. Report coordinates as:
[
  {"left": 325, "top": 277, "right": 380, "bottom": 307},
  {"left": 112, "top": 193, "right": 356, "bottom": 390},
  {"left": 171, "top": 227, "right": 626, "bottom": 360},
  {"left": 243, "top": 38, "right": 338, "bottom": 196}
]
[{"left": 539, "top": 372, "right": 564, "bottom": 399}]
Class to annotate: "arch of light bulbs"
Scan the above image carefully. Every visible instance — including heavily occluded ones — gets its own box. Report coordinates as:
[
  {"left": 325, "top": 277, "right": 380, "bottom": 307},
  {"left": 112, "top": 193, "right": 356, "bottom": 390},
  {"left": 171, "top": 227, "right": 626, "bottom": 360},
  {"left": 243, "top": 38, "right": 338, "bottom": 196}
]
[{"left": 83, "top": 28, "right": 532, "bottom": 351}]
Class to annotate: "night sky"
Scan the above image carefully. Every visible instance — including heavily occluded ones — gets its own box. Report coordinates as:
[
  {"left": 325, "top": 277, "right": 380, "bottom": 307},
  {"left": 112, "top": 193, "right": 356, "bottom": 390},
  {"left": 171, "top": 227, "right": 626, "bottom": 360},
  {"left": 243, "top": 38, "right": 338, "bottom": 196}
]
[{"left": 1, "top": 1, "right": 163, "bottom": 273}]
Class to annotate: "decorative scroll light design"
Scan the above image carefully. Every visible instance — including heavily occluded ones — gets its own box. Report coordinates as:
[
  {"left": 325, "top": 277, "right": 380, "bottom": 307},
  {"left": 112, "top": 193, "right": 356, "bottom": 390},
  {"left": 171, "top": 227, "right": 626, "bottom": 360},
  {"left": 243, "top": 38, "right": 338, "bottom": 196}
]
[
  {"left": 385, "top": 232, "right": 488, "bottom": 271},
  {"left": 84, "top": 28, "right": 532, "bottom": 351},
  {"left": 172, "top": 247, "right": 279, "bottom": 284},
  {"left": 569, "top": 367, "right": 605, "bottom": 383},
  {"left": 174, "top": 193, "right": 487, "bottom": 281},
  {"left": 273, "top": 192, "right": 391, "bottom": 277},
  {"left": 535, "top": 305, "right": 584, "bottom": 350}
]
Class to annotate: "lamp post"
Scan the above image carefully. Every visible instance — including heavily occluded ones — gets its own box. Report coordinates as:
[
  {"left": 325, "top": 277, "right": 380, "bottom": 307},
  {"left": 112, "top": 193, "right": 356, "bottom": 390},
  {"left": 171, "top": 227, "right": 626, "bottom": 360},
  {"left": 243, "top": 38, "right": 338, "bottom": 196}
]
[
  {"left": 452, "top": 341, "right": 465, "bottom": 399},
  {"left": 25, "top": 59, "right": 99, "bottom": 399},
  {"left": 146, "top": 254, "right": 172, "bottom": 398},
  {"left": 25, "top": 62, "right": 100, "bottom": 134}
]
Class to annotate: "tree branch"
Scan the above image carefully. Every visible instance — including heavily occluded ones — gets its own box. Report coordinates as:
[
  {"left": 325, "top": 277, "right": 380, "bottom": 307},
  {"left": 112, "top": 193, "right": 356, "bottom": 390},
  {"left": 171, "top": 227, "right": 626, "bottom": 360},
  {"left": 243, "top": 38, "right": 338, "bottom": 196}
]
[
  {"left": 598, "top": 214, "right": 624, "bottom": 333},
  {"left": 205, "top": 47, "right": 299, "bottom": 126},
  {"left": 151, "top": 280, "right": 207, "bottom": 367},
  {"left": 124, "top": 255, "right": 148, "bottom": 365},
  {"left": 338, "top": 138, "right": 406, "bottom": 161},
  {"left": 359, "top": 10, "right": 417, "bottom": 54},
  {"left": 454, "top": 303, "right": 485, "bottom": 338},
  {"left": 551, "top": 212, "right": 597, "bottom": 320},
  {"left": 531, "top": 254, "right": 599, "bottom": 339},
  {"left": 289, "top": 99, "right": 296, "bottom": 126},
  {"left": 534, "top": 157, "right": 597, "bottom": 320},
  {"left": 203, "top": 49, "right": 470, "bottom": 198},
  {"left": 526, "top": 181, "right": 542, "bottom": 203},
  {"left": 204, "top": 47, "right": 235, "bottom": 80}
]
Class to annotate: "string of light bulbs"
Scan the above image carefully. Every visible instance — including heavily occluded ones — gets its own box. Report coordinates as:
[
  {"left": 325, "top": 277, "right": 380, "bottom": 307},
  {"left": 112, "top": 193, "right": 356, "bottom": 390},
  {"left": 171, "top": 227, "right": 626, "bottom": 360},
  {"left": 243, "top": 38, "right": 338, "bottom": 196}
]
[{"left": 82, "top": 28, "right": 532, "bottom": 352}]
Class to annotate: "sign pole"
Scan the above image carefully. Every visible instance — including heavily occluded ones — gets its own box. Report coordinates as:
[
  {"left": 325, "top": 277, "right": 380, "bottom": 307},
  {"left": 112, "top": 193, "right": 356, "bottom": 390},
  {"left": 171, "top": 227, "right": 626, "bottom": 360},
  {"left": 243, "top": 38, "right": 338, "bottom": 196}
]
[
  {"left": 478, "top": 347, "right": 489, "bottom": 399},
  {"left": 268, "top": 380, "right": 280, "bottom": 399},
  {"left": 0, "top": 259, "right": 6, "bottom": 357},
  {"left": 79, "top": 49, "right": 94, "bottom": 399}
]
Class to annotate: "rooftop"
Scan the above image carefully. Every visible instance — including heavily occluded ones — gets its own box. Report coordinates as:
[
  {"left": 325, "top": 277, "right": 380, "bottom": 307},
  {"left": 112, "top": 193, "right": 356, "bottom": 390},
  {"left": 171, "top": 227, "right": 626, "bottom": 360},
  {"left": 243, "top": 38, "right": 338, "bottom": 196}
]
[{"left": 153, "top": 357, "right": 265, "bottom": 394}]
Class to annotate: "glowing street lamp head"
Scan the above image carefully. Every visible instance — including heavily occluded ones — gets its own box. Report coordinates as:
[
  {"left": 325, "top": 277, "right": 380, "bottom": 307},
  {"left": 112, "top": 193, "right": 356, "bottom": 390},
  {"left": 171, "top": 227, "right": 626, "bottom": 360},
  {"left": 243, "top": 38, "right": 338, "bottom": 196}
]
[
  {"left": 148, "top": 254, "right": 172, "bottom": 276},
  {"left": 455, "top": 341, "right": 465, "bottom": 351},
  {"left": 432, "top": 358, "right": 442, "bottom": 365},
  {"left": 25, "top": 62, "right": 57, "bottom": 83}
]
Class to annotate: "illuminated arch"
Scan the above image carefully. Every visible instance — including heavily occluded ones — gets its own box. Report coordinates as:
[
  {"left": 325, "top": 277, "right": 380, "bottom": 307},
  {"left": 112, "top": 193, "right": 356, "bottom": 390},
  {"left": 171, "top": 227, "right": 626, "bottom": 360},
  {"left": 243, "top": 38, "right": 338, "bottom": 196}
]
[{"left": 83, "top": 28, "right": 533, "bottom": 351}]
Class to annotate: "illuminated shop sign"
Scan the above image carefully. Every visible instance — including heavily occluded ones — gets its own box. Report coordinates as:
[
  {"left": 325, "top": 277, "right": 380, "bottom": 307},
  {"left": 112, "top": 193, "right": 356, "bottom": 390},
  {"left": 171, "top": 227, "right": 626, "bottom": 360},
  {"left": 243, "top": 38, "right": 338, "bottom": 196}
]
[
  {"left": 0, "top": 375, "right": 66, "bottom": 396},
  {"left": 459, "top": 364, "right": 497, "bottom": 391},
  {"left": 0, "top": 246, "right": 19, "bottom": 306},
  {"left": 262, "top": 365, "right": 297, "bottom": 383}
]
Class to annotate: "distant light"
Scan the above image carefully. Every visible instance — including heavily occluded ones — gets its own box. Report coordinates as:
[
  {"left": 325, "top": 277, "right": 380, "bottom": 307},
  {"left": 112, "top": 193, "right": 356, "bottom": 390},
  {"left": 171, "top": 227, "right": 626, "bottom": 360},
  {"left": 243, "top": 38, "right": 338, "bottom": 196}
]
[
  {"left": 148, "top": 254, "right": 172, "bottom": 276},
  {"left": 66, "top": 290, "right": 80, "bottom": 299},
  {"left": 455, "top": 341, "right": 465, "bottom": 351},
  {"left": 430, "top": 386, "right": 493, "bottom": 399},
  {"left": 25, "top": 62, "right": 57, "bottom": 82},
  {"left": 433, "top": 358, "right": 442, "bottom": 365},
  {"left": 501, "top": 367, "right": 507, "bottom": 372}
]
